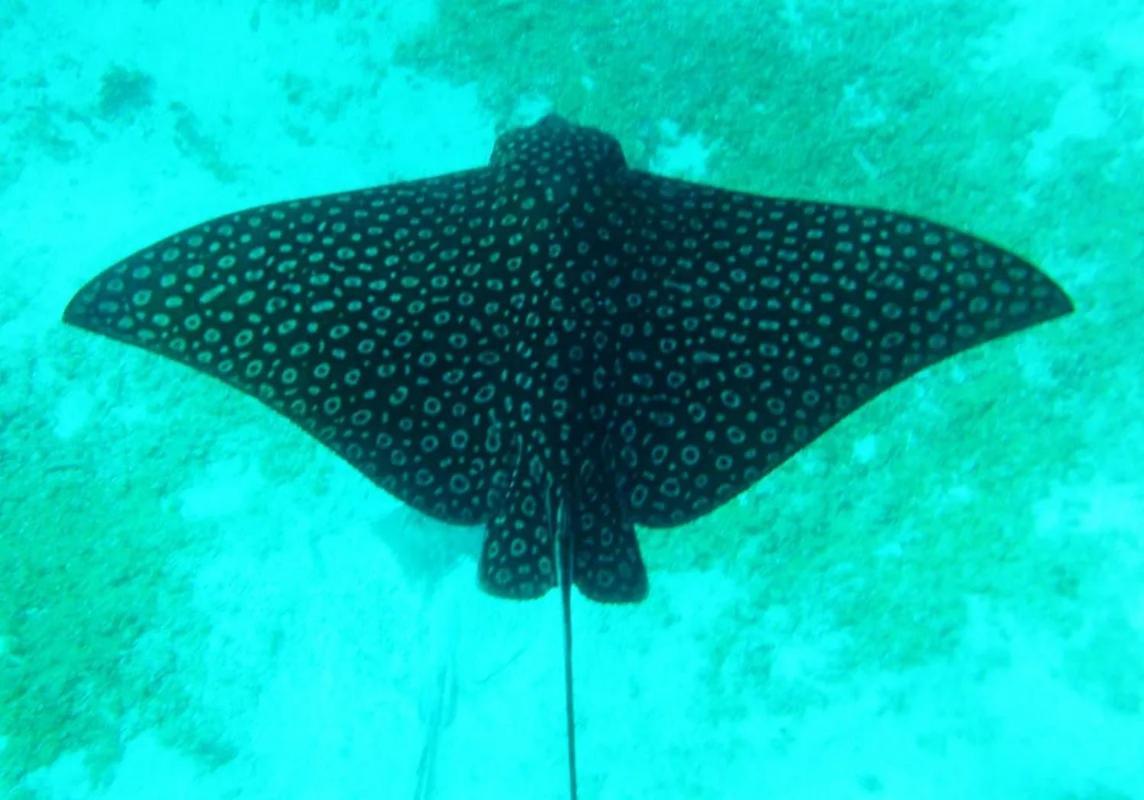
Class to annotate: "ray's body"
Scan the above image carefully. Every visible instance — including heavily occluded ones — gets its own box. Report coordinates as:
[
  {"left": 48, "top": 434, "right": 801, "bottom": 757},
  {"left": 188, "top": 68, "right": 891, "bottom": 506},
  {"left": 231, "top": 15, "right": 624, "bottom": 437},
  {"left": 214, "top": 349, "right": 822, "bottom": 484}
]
[{"left": 65, "top": 115, "right": 1072, "bottom": 799}]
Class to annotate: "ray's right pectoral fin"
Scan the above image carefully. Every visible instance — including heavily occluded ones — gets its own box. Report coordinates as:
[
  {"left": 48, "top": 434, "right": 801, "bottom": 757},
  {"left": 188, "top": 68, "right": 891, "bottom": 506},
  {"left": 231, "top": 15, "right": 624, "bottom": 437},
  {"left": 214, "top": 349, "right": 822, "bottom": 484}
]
[
  {"left": 478, "top": 463, "right": 559, "bottom": 600},
  {"left": 571, "top": 514, "right": 648, "bottom": 603},
  {"left": 570, "top": 460, "right": 648, "bottom": 603}
]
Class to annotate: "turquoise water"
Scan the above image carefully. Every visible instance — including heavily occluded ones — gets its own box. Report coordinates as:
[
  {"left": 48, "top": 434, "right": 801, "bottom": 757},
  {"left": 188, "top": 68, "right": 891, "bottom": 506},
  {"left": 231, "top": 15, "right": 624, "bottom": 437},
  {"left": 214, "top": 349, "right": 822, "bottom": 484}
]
[{"left": 2, "top": 1, "right": 1142, "bottom": 798}]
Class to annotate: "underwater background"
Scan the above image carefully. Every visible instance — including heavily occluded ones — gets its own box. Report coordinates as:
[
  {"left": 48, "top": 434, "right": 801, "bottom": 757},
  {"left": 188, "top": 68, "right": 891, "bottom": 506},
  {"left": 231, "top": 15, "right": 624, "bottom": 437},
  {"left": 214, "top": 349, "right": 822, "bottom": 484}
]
[{"left": 1, "top": 0, "right": 1142, "bottom": 798}]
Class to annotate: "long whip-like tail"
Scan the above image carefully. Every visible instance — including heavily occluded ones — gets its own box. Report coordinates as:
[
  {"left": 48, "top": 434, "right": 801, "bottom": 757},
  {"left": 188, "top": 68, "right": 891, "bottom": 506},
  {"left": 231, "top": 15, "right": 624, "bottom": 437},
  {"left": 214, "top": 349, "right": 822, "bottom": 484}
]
[{"left": 557, "top": 501, "right": 579, "bottom": 800}]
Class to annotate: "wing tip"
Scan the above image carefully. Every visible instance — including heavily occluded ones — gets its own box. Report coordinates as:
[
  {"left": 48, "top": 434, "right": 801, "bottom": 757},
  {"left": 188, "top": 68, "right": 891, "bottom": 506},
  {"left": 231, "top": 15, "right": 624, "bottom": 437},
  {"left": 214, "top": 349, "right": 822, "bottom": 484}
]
[
  {"left": 62, "top": 287, "right": 89, "bottom": 329},
  {"left": 62, "top": 273, "right": 124, "bottom": 340},
  {"left": 1032, "top": 268, "right": 1075, "bottom": 327}
]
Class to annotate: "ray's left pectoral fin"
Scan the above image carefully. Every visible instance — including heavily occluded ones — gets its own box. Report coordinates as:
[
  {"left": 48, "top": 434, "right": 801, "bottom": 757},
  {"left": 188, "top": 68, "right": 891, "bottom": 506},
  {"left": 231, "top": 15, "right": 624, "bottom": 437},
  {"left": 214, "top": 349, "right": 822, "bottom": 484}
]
[{"left": 478, "top": 449, "right": 559, "bottom": 600}]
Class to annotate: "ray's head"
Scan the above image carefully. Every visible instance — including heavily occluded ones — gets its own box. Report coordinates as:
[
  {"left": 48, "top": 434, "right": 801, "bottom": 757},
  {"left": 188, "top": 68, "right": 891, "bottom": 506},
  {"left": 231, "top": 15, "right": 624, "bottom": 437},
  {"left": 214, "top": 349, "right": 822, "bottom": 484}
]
[{"left": 491, "top": 115, "right": 626, "bottom": 171}]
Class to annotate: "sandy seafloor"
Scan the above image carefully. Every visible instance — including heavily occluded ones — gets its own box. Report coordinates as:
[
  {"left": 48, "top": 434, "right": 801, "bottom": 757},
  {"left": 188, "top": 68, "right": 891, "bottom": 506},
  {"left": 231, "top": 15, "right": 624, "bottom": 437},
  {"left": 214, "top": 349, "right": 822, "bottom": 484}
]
[{"left": 1, "top": 0, "right": 1142, "bottom": 798}]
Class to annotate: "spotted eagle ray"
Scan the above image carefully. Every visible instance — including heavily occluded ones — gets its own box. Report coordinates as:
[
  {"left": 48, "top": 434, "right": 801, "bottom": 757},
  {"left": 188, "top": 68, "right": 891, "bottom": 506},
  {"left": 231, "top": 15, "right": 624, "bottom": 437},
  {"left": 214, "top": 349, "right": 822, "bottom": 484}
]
[{"left": 64, "top": 114, "right": 1072, "bottom": 798}]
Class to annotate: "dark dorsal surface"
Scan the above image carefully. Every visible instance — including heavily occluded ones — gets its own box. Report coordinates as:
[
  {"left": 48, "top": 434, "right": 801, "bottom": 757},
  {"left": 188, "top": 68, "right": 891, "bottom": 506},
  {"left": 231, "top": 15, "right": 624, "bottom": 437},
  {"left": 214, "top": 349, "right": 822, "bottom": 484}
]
[{"left": 64, "top": 114, "right": 1073, "bottom": 603}]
